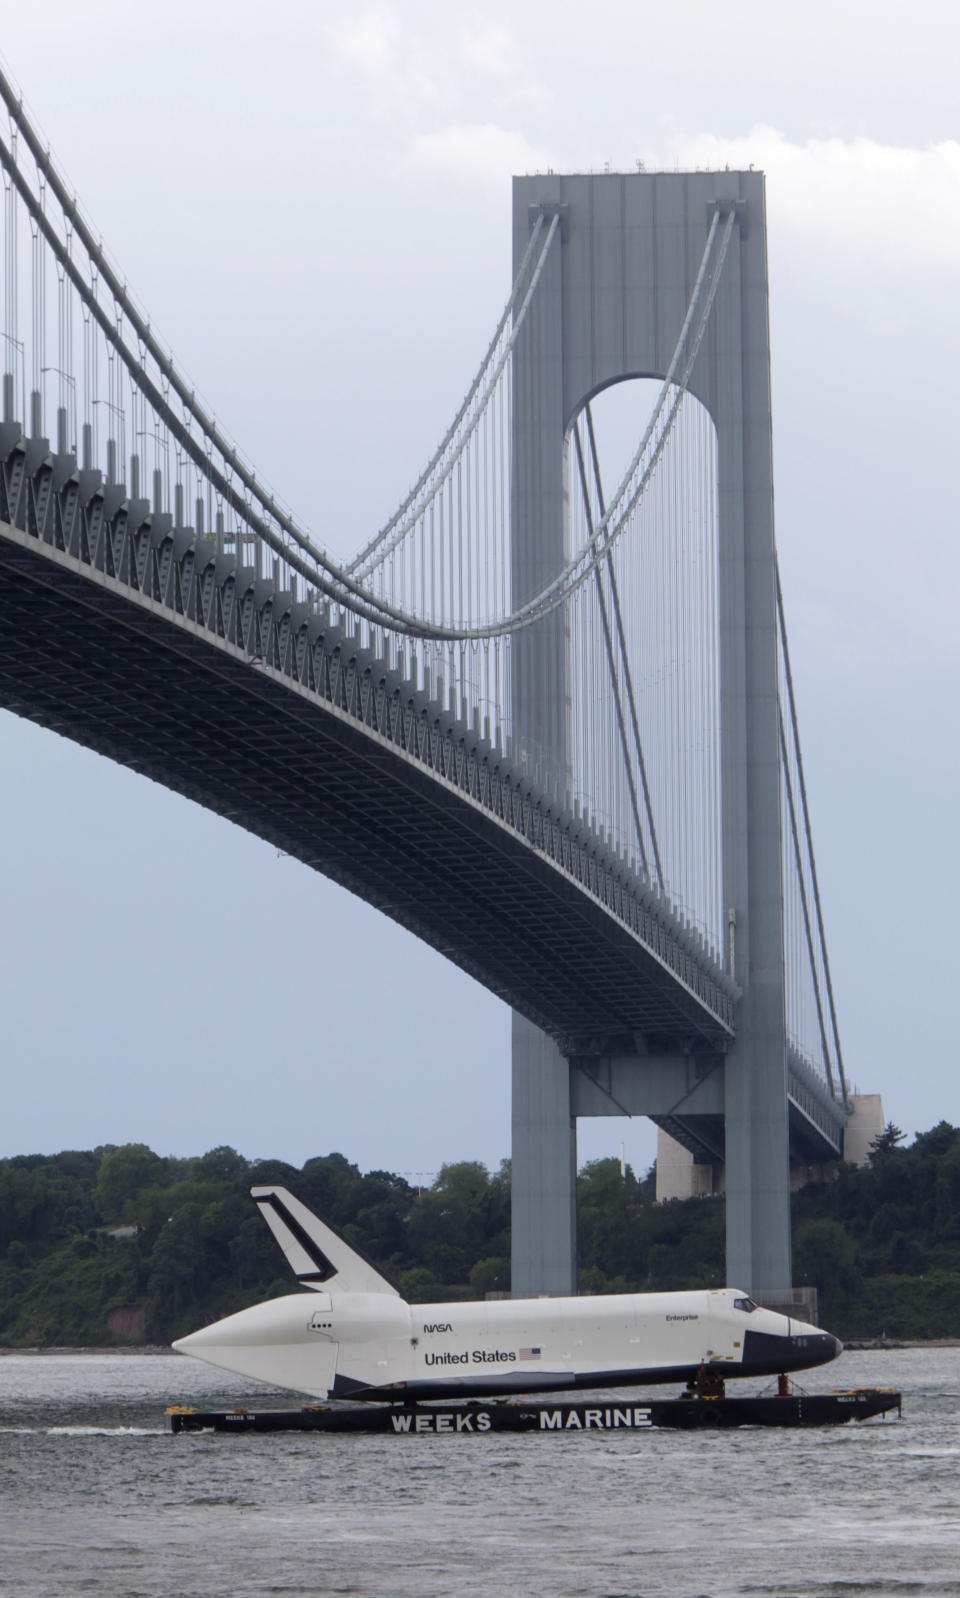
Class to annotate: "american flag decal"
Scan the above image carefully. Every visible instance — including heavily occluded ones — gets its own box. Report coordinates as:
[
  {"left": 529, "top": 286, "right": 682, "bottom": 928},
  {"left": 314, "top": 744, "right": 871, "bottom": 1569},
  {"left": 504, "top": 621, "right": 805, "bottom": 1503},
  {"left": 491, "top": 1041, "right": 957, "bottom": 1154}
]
[{"left": 519, "top": 1347, "right": 541, "bottom": 1360}]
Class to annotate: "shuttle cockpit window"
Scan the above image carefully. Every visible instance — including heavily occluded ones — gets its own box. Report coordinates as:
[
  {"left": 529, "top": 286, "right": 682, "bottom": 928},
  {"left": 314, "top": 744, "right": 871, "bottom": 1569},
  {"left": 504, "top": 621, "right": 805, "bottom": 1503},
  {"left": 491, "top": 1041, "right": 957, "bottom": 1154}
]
[{"left": 733, "top": 1297, "right": 757, "bottom": 1313}]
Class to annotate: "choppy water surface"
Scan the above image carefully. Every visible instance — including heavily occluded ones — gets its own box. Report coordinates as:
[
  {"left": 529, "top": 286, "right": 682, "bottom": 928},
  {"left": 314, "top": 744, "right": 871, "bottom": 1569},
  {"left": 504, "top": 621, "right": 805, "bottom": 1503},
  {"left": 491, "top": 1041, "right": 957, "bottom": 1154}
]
[{"left": 0, "top": 1348, "right": 957, "bottom": 1597}]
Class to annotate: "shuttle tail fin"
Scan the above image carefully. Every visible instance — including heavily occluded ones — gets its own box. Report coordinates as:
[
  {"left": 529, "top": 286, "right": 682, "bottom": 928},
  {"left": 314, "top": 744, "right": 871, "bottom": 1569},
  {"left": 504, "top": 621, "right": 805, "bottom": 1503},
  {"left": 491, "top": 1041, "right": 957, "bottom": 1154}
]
[{"left": 251, "top": 1186, "right": 400, "bottom": 1296}]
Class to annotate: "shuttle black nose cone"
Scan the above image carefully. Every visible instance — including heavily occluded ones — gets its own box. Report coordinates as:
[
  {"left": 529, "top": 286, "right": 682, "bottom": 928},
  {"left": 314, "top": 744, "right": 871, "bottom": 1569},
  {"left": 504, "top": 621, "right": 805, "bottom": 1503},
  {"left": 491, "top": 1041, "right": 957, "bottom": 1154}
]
[
  {"left": 741, "top": 1327, "right": 843, "bottom": 1376},
  {"left": 789, "top": 1330, "right": 843, "bottom": 1371}
]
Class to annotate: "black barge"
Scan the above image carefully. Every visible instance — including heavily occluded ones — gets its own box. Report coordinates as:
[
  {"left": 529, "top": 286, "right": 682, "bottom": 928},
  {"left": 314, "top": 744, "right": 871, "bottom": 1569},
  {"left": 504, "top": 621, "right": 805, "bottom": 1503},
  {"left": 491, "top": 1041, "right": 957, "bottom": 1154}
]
[{"left": 168, "top": 1387, "right": 901, "bottom": 1435}]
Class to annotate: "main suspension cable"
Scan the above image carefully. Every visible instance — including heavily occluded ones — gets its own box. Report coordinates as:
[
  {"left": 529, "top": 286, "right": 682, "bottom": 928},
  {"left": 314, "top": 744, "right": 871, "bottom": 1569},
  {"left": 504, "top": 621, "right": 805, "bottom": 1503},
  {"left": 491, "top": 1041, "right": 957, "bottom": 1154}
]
[{"left": 0, "top": 63, "right": 737, "bottom": 648}]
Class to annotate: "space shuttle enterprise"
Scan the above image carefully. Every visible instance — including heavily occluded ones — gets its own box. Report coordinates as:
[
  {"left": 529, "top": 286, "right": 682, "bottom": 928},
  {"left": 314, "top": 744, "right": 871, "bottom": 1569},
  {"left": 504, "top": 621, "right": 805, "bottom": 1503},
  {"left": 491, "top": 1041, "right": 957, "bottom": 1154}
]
[{"left": 173, "top": 1188, "right": 841, "bottom": 1402}]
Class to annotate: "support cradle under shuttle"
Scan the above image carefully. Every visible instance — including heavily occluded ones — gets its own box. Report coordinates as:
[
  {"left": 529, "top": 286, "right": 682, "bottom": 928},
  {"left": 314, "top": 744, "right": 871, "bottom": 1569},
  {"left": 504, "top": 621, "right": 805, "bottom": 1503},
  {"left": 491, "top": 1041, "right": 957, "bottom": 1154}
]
[{"left": 173, "top": 1187, "right": 841, "bottom": 1402}]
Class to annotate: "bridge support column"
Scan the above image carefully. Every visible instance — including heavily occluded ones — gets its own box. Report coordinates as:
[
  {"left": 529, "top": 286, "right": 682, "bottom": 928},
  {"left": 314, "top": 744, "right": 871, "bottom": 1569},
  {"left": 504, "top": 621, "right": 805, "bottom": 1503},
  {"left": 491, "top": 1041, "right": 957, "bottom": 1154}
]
[
  {"left": 724, "top": 1047, "right": 792, "bottom": 1297},
  {"left": 713, "top": 178, "right": 792, "bottom": 1299},
  {"left": 511, "top": 1014, "right": 577, "bottom": 1297},
  {"left": 509, "top": 189, "right": 575, "bottom": 1298},
  {"left": 506, "top": 170, "right": 797, "bottom": 1303}
]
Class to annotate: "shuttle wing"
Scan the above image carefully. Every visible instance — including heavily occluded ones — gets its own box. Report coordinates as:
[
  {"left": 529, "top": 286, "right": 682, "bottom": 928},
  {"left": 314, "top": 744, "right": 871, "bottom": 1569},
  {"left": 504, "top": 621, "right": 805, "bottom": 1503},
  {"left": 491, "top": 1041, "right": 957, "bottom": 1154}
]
[{"left": 251, "top": 1185, "right": 400, "bottom": 1296}]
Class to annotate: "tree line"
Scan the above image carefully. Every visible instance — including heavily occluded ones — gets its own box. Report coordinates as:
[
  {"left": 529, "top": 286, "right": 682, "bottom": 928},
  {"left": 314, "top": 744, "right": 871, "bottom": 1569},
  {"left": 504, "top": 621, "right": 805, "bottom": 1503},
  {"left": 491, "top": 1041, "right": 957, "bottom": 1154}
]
[{"left": 0, "top": 1122, "right": 958, "bottom": 1345}]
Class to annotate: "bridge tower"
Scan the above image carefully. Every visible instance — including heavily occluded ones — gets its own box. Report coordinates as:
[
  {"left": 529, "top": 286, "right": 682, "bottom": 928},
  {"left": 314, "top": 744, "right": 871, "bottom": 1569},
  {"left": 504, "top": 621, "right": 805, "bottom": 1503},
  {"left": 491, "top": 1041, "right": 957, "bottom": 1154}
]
[{"left": 509, "top": 170, "right": 792, "bottom": 1304}]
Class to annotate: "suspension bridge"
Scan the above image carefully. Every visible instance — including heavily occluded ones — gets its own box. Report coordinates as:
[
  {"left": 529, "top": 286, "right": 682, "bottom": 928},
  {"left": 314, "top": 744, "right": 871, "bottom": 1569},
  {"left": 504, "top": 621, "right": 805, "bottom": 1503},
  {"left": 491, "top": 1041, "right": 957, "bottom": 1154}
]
[{"left": 0, "top": 70, "right": 875, "bottom": 1307}]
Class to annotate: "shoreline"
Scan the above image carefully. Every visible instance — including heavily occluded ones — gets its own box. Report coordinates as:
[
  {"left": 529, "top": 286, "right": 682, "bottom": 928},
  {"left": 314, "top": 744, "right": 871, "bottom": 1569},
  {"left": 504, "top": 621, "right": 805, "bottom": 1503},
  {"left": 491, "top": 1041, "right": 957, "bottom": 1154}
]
[
  {"left": 842, "top": 1337, "right": 960, "bottom": 1350},
  {"left": 0, "top": 1344, "right": 174, "bottom": 1356}
]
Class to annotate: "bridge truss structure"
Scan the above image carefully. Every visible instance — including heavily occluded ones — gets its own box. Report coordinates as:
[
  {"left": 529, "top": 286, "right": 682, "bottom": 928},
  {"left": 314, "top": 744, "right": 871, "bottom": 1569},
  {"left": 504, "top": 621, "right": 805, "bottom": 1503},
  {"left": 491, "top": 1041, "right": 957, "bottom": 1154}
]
[{"left": 0, "top": 66, "right": 849, "bottom": 1299}]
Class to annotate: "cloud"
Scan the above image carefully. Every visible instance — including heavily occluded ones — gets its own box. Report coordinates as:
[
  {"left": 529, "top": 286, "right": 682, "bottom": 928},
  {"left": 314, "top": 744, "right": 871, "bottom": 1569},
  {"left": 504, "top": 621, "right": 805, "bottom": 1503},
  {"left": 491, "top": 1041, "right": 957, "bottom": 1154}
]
[
  {"left": 321, "top": 4, "right": 552, "bottom": 174},
  {"left": 404, "top": 122, "right": 553, "bottom": 187},
  {"left": 657, "top": 128, "right": 960, "bottom": 275},
  {"left": 457, "top": 16, "right": 551, "bottom": 113},
  {"left": 321, "top": 6, "right": 453, "bottom": 121}
]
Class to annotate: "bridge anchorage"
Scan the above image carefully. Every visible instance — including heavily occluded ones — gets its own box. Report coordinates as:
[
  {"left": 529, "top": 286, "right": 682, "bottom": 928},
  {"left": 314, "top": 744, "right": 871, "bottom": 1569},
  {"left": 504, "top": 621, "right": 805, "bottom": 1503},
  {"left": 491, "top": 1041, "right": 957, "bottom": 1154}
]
[{"left": 0, "top": 67, "right": 882, "bottom": 1312}]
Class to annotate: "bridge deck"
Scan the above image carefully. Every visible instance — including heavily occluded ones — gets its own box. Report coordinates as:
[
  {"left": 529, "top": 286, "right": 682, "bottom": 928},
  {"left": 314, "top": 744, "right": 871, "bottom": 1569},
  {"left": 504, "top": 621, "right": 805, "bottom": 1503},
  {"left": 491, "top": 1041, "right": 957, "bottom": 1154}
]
[{"left": 1, "top": 485, "right": 735, "bottom": 1057}]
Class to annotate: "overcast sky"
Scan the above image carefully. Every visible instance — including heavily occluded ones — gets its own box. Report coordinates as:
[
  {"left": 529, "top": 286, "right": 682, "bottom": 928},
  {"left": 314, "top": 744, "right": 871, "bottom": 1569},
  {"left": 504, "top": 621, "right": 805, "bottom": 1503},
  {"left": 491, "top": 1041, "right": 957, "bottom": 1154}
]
[{"left": 1, "top": 1, "right": 957, "bottom": 1180}]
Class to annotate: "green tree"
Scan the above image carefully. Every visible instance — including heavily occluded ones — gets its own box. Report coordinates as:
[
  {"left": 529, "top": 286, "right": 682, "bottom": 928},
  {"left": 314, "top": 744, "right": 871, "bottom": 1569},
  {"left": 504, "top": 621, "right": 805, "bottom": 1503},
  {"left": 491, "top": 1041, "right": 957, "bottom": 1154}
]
[
  {"left": 578, "top": 1158, "right": 647, "bottom": 1284},
  {"left": 193, "top": 1146, "right": 249, "bottom": 1184},
  {"left": 869, "top": 1122, "right": 906, "bottom": 1161},
  {"left": 94, "top": 1144, "right": 167, "bottom": 1224},
  {"left": 793, "top": 1217, "right": 865, "bottom": 1327},
  {"left": 407, "top": 1162, "right": 499, "bottom": 1284},
  {"left": 469, "top": 1256, "right": 510, "bottom": 1296}
]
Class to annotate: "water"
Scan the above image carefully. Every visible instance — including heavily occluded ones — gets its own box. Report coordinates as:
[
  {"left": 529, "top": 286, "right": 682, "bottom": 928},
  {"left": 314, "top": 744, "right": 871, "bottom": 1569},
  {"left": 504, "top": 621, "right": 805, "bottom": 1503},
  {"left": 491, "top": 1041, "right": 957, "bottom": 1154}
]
[{"left": 0, "top": 1348, "right": 957, "bottom": 1597}]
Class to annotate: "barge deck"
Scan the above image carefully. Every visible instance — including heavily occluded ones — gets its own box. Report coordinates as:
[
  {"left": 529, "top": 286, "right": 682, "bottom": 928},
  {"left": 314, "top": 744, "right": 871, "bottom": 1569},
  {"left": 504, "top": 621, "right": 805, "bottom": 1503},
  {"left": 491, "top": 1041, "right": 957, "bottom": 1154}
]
[{"left": 168, "top": 1388, "right": 902, "bottom": 1435}]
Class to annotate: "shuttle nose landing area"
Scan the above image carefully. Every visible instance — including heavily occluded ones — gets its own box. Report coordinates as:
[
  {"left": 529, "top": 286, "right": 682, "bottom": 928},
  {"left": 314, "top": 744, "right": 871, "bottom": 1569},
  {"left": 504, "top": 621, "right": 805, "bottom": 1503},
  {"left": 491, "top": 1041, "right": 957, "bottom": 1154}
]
[{"left": 741, "top": 1328, "right": 842, "bottom": 1376}]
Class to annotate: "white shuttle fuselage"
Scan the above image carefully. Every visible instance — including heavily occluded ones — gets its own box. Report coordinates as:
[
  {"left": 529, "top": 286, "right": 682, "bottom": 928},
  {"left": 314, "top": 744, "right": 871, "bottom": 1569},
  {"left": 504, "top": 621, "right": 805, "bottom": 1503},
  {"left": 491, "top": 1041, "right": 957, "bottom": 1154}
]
[{"left": 173, "top": 1187, "right": 841, "bottom": 1402}]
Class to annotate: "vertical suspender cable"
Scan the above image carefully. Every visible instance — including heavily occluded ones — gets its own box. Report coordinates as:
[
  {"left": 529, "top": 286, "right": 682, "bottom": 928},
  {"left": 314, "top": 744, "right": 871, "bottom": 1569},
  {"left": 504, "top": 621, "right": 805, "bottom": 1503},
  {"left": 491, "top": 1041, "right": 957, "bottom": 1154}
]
[
  {"left": 778, "top": 706, "right": 836, "bottom": 1096},
  {"left": 775, "top": 562, "right": 848, "bottom": 1103},
  {"left": 584, "top": 405, "right": 664, "bottom": 889},
  {"left": 574, "top": 422, "right": 649, "bottom": 876}
]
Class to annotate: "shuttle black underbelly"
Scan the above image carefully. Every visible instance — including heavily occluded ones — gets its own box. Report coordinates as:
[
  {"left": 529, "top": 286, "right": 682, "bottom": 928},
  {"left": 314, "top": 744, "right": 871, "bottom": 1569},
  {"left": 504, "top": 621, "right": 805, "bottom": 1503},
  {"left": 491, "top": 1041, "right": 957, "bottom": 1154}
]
[{"left": 329, "top": 1329, "right": 842, "bottom": 1403}]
